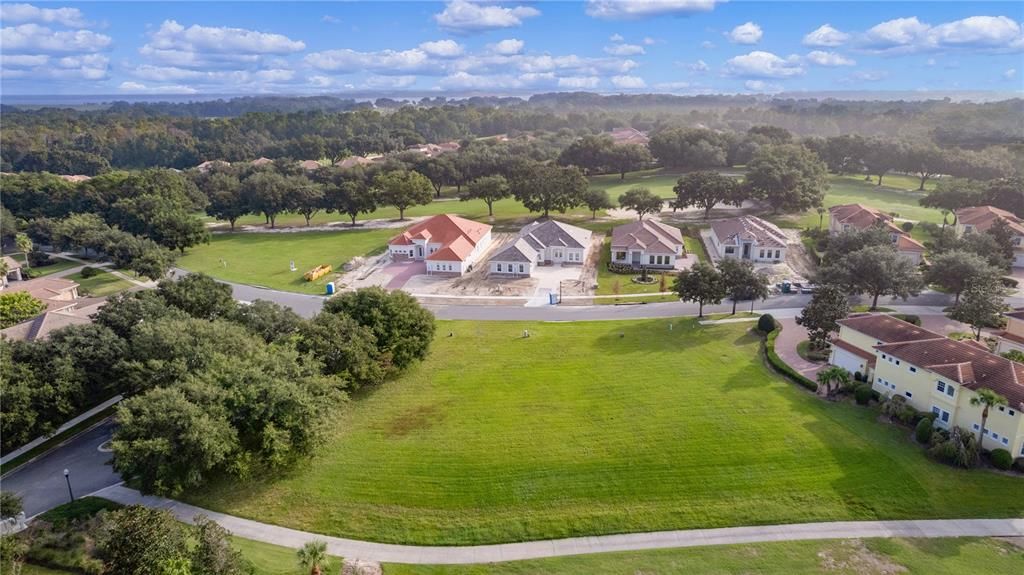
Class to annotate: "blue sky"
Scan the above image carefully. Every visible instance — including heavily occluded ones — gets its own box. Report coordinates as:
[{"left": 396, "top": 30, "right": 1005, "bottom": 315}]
[{"left": 2, "top": 1, "right": 1022, "bottom": 96}]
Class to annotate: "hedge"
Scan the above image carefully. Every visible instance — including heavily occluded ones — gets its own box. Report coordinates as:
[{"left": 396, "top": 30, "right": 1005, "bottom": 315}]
[{"left": 764, "top": 326, "right": 817, "bottom": 392}]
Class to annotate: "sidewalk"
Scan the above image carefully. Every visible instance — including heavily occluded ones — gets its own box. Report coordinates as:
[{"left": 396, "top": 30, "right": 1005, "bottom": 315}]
[{"left": 92, "top": 485, "right": 1024, "bottom": 565}]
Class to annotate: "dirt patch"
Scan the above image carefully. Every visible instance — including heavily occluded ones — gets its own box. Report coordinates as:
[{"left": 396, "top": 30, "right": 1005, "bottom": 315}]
[
  {"left": 384, "top": 402, "right": 448, "bottom": 438},
  {"left": 781, "top": 228, "right": 818, "bottom": 280},
  {"left": 342, "top": 559, "right": 382, "bottom": 575},
  {"left": 818, "top": 539, "right": 908, "bottom": 575},
  {"left": 997, "top": 537, "right": 1024, "bottom": 550}
]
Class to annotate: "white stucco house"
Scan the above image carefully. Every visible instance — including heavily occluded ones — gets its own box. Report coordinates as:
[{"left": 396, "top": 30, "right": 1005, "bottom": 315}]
[
  {"left": 488, "top": 220, "right": 592, "bottom": 277},
  {"left": 388, "top": 214, "right": 492, "bottom": 276},
  {"left": 955, "top": 206, "right": 1024, "bottom": 268},
  {"left": 709, "top": 216, "right": 788, "bottom": 262},
  {"left": 609, "top": 220, "right": 685, "bottom": 269},
  {"left": 829, "top": 203, "right": 926, "bottom": 265}
]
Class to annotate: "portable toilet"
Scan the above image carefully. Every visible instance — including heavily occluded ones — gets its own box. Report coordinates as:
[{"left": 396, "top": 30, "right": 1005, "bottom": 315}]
[
  {"left": 549, "top": 292, "right": 558, "bottom": 305},
  {"left": 326, "top": 283, "right": 335, "bottom": 295}
]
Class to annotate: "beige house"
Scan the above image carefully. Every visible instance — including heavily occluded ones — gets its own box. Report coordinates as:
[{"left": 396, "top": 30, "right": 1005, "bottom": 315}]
[
  {"left": 488, "top": 220, "right": 592, "bottom": 277},
  {"left": 997, "top": 309, "right": 1024, "bottom": 357},
  {"left": 3, "top": 276, "right": 80, "bottom": 312},
  {"left": 955, "top": 206, "right": 1024, "bottom": 268},
  {"left": 610, "top": 220, "right": 685, "bottom": 269},
  {"left": 1, "top": 300, "right": 104, "bottom": 342},
  {"left": 828, "top": 203, "right": 926, "bottom": 264},
  {"left": 830, "top": 313, "right": 1024, "bottom": 456},
  {"left": 709, "top": 216, "right": 787, "bottom": 262}
]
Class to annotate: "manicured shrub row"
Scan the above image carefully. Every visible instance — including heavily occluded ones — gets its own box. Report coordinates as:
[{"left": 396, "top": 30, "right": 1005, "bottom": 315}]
[
  {"left": 990, "top": 449, "right": 1013, "bottom": 471},
  {"left": 764, "top": 326, "right": 817, "bottom": 392},
  {"left": 606, "top": 261, "right": 638, "bottom": 274}
]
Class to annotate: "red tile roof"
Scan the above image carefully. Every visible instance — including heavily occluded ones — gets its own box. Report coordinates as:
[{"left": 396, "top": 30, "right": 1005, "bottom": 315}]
[
  {"left": 390, "top": 214, "right": 491, "bottom": 262},
  {"left": 895, "top": 234, "right": 925, "bottom": 252},
  {"left": 956, "top": 205, "right": 1024, "bottom": 235},
  {"left": 831, "top": 338, "right": 877, "bottom": 366},
  {"left": 875, "top": 337, "right": 1024, "bottom": 408},
  {"left": 837, "top": 313, "right": 944, "bottom": 344}
]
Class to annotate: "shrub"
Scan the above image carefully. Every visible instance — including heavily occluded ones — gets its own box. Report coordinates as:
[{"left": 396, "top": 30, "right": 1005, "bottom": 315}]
[
  {"left": 918, "top": 221, "right": 940, "bottom": 234},
  {"left": 764, "top": 329, "right": 816, "bottom": 392},
  {"left": 0, "top": 491, "right": 22, "bottom": 517},
  {"left": 889, "top": 313, "right": 921, "bottom": 326},
  {"left": 1014, "top": 458, "right": 1024, "bottom": 473},
  {"left": 27, "top": 250, "right": 52, "bottom": 267},
  {"left": 990, "top": 449, "right": 1013, "bottom": 470},
  {"left": 897, "top": 405, "right": 918, "bottom": 425},
  {"left": 758, "top": 313, "right": 776, "bottom": 334},
  {"left": 79, "top": 266, "right": 99, "bottom": 278},
  {"left": 928, "top": 426, "right": 980, "bottom": 468},
  {"left": 854, "top": 384, "right": 873, "bottom": 405},
  {"left": 901, "top": 221, "right": 914, "bottom": 232},
  {"left": 915, "top": 417, "right": 933, "bottom": 444},
  {"left": 880, "top": 395, "right": 907, "bottom": 420}
]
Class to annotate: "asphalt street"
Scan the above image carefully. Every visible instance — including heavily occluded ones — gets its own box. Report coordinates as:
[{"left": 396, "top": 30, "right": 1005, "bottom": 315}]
[{"left": 1, "top": 420, "right": 120, "bottom": 517}]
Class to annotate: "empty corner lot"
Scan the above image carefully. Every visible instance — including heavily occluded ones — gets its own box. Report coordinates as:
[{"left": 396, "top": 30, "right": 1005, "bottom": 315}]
[{"left": 185, "top": 319, "right": 1024, "bottom": 546}]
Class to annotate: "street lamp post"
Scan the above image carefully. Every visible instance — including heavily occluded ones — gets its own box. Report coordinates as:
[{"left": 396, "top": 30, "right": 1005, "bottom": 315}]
[{"left": 63, "top": 468, "right": 74, "bottom": 502}]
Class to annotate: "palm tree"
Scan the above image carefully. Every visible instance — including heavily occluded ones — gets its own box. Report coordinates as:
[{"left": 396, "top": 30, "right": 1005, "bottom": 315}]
[
  {"left": 815, "top": 366, "right": 851, "bottom": 398},
  {"left": 14, "top": 233, "right": 32, "bottom": 269},
  {"left": 297, "top": 540, "right": 330, "bottom": 575},
  {"left": 816, "top": 207, "right": 826, "bottom": 230},
  {"left": 969, "top": 388, "right": 1008, "bottom": 444}
]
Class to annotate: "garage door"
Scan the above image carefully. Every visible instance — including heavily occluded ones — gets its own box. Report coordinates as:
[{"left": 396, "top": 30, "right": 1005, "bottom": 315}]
[
  {"left": 830, "top": 346, "right": 868, "bottom": 377},
  {"left": 1014, "top": 253, "right": 1024, "bottom": 268}
]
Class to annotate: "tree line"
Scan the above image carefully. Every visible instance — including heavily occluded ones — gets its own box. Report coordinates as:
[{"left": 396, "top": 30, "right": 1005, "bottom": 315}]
[{"left": 1, "top": 275, "right": 435, "bottom": 497}]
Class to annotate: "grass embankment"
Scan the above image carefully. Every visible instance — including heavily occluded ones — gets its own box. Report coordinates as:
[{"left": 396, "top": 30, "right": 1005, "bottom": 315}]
[
  {"left": 176, "top": 229, "right": 396, "bottom": 294},
  {"left": 386, "top": 537, "right": 1024, "bottom": 574},
  {"left": 187, "top": 319, "right": 1024, "bottom": 545},
  {"left": 65, "top": 270, "right": 135, "bottom": 296}
]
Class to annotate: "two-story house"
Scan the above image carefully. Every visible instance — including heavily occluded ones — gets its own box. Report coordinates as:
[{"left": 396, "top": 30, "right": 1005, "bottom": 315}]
[
  {"left": 828, "top": 313, "right": 944, "bottom": 382},
  {"left": 828, "top": 203, "right": 926, "bottom": 265},
  {"left": 955, "top": 206, "right": 1024, "bottom": 268}
]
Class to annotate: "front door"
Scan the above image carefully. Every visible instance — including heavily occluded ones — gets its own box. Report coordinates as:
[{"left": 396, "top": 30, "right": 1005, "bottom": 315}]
[
  {"left": 631, "top": 252, "right": 641, "bottom": 266},
  {"left": 416, "top": 245, "right": 424, "bottom": 259},
  {"left": 742, "top": 243, "right": 751, "bottom": 259}
]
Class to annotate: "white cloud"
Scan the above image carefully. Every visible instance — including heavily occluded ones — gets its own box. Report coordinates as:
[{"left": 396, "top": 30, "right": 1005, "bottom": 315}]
[
  {"left": 304, "top": 48, "right": 439, "bottom": 75},
  {"left": 850, "top": 70, "right": 888, "bottom": 82},
  {"left": 321, "top": 15, "right": 340, "bottom": 24},
  {"left": 805, "top": 50, "right": 855, "bottom": 67},
  {"left": 655, "top": 81, "right": 691, "bottom": 90},
  {"left": 143, "top": 20, "right": 305, "bottom": 56},
  {"left": 609, "top": 33, "right": 624, "bottom": 42},
  {"left": 700, "top": 40, "right": 715, "bottom": 49},
  {"left": 309, "top": 75, "right": 333, "bottom": 88},
  {"left": 0, "top": 3, "right": 88, "bottom": 28},
  {"left": 679, "top": 59, "right": 708, "bottom": 72},
  {"left": 586, "top": 0, "right": 720, "bottom": 20},
  {"left": 1003, "top": 68, "right": 1017, "bottom": 80},
  {"left": 438, "top": 71, "right": 519, "bottom": 90},
  {"left": 604, "top": 43, "right": 645, "bottom": 56},
  {"left": 558, "top": 76, "right": 600, "bottom": 89},
  {"left": 489, "top": 38, "right": 524, "bottom": 55},
  {"left": 724, "top": 51, "right": 804, "bottom": 78},
  {"left": 1, "top": 23, "right": 112, "bottom": 53},
  {"left": 434, "top": 0, "right": 540, "bottom": 34},
  {"left": 858, "top": 15, "right": 1023, "bottom": 54},
  {"left": 744, "top": 80, "right": 783, "bottom": 93},
  {"left": 1, "top": 53, "right": 49, "bottom": 67},
  {"left": 611, "top": 75, "right": 646, "bottom": 89},
  {"left": 419, "top": 39, "right": 464, "bottom": 58},
  {"left": 803, "top": 24, "right": 849, "bottom": 47},
  {"left": 643, "top": 37, "right": 657, "bottom": 45},
  {"left": 118, "top": 81, "right": 198, "bottom": 94},
  {"left": 727, "top": 22, "right": 763, "bottom": 45}
]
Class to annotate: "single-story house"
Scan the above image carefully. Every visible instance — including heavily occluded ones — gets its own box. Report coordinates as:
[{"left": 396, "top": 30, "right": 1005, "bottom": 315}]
[
  {"left": 709, "top": 216, "right": 788, "bottom": 262},
  {"left": 610, "top": 220, "right": 685, "bottom": 269},
  {"left": 829, "top": 203, "right": 926, "bottom": 264},
  {"left": 828, "top": 313, "right": 944, "bottom": 382},
  {"left": 0, "top": 300, "right": 104, "bottom": 342},
  {"left": 298, "top": 160, "right": 322, "bottom": 171},
  {"left": 3, "top": 276, "right": 80, "bottom": 312},
  {"left": 996, "top": 309, "right": 1024, "bottom": 357},
  {"left": 388, "top": 214, "right": 492, "bottom": 276},
  {"left": 489, "top": 220, "right": 593, "bottom": 277},
  {"left": 955, "top": 205, "right": 1024, "bottom": 268}
]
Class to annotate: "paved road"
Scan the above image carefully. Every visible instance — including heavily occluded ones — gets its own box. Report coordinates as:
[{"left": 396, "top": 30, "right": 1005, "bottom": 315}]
[
  {"left": 1, "top": 420, "right": 120, "bottom": 517},
  {"left": 94, "top": 485, "right": 1024, "bottom": 564}
]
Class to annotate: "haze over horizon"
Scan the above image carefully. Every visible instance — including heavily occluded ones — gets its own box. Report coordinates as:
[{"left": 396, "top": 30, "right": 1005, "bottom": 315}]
[{"left": 2, "top": 1, "right": 1023, "bottom": 98}]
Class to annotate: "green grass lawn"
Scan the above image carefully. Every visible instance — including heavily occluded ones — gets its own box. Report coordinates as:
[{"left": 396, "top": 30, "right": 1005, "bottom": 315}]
[
  {"left": 386, "top": 537, "right": 1024, "bottom": 575},
  {"left": 176, "top": 229, "right": 397, "bottom": 294},
  {"left": 589, "top": 168, "right": 687, "bottom": 199},
  {"left": 781, "top": 175, "right": 945, "bottom": 231},
  {"left": 595, "top": 238, "right": 673, "bottom": 296},
  {"left": 186, "top": 319, "right": 1024, "bottom": 546},
  {"left": 65, "top": 269, "right": 135, "bottom": 296},
  {"left": 231, "top": 536, "right": 342, "bottom": 575},
  {"left": 24, "top": 258, "right": 81, "bottom": 277}
]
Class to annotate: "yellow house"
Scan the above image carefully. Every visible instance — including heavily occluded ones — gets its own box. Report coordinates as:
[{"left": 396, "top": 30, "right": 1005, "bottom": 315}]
[
  {"left": 829, "top": 314, "right": 944, "bottom": 382},
  {"left": 996, "top": 309, "right": 1024, "bottom": 356},
  {"left": 830, "top": 314, "right": 1024, "bottom": 457}
]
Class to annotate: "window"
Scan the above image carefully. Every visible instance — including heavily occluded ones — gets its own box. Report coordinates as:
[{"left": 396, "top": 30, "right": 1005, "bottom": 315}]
[
  {"left": 909, "top": 366, "right": 917, "bottom": 373},
  {"left": 725, "top": 247, "right": 735, "bottom": 254},
  {"left": 759, "top": 249, "right": 765, "bottom": 258},
  {"left": 936, "top": 381, "right": 946, "bottom": 393},
  {"left": 973, "top": 423, "right": 980, "bottom": 431},
  {"left": 1021, "top": 444, "right": 1024, "bottom": 456},
  {"left": 1002, "top": 437, "right": 1009, "bottom": 446},
  {"left": 519, "top": 264, "right": 524, "bottom": 273},
  {"left": 616, "top": 251, "right": 626, "bottom": 260},
  {"left": 895, "top": 360, "right": 901, "bottom": 366},
  {"left": 931, "top": 406, "right": 950, "bottom": 424},
  {"left": 649, "top": 255, "right": 655, "bottom": 264},
  {"left": 992, "top": 432, "right": 1000, "bottom": 440},
  {"left": 945, "top": 385, "right": 955, "bottom": 398},
  {"left": 496, "top": 263, "right": 502, "bottom": 272},
  {"left": 905, "top": 391, "right": 913, "bottom": 398},
  {"left": 774, "top": 250, "right": 781, "bottom": 259},
  {"left": 1010, "top": 409, "right": 1017, "bottom": 417},
  {"left": 882, "top": 354, "right": 888, "bottom": 360}
]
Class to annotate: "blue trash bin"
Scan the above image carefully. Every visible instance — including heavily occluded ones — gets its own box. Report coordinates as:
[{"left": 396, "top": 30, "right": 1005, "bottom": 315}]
[{"left": 326, "top": 283, "right": 335, "bottom": 295}]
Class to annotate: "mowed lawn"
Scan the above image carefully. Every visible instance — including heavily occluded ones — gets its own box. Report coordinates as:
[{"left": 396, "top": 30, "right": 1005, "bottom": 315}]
[
  {"left": 176, "top": 229, "right": 396, "bottom": 294},
  {"left": 386, "top": 538, "right": 1024, "bottom": 575},
  {"left": 782, "top": 175, "right": 945, "bottom": 230},
  {"left": 186, "top": 319, "right": 1024, "bottom": 545},
  {"left": 65, "top": 269, "right": 136, "bottom": 296}
]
